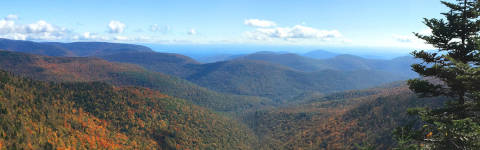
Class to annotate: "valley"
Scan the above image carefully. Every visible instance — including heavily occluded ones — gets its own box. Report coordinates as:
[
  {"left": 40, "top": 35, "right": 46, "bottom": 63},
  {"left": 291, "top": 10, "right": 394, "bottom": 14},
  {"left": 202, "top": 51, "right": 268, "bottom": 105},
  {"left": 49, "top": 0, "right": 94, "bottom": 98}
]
[{"left": 0, "top": 39, "right": 433, "bottom": 149}]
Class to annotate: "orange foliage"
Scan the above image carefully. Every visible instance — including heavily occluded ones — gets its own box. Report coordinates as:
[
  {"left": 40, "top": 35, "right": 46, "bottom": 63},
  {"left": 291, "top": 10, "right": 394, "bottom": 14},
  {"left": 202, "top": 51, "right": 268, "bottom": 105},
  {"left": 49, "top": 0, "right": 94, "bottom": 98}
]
[
  {"left": 63, "top": 109, "right": 144, "bottom": 149},
  {"left": 426, "top": 132, "right": 433, "bottom": 139},
  {"left": 29, "top": 56, "right": 144, "bottom": 82}
]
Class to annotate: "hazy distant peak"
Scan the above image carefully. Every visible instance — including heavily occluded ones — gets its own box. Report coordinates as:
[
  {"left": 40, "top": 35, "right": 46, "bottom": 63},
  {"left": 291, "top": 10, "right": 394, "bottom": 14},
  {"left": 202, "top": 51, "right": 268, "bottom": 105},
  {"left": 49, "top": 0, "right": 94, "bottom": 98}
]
[
  {"left": 302, "top": 49, "right": 338, "bottom": 59},
  {"left": 252, "top": 51, "right": 284, "bottom": 55},
  {"left": 391, "top": 55, "right": 414, "bottom": 60},
  {"left": 332, "top": 54, "right": 365, "bottom": 59},
  {"left": 0, "top": 38, "right": 154, "bottom": 57}
]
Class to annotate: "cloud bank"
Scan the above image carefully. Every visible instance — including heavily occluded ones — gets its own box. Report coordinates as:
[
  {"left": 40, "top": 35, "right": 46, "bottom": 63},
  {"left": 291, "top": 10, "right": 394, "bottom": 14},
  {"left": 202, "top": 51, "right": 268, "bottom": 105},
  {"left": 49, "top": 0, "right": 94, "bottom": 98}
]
[
  {"left": 108, "top": 20, "right": 125, "bottom": 34},
  {"left": 245, "top": 25, "right": 342, "bottom": 41},
  {"left": 244, "top": 19, "right": 277, "bottom": 28},
  {"left": 0, "top": 14, "right": 70, "bottom": 40},
  {"left": 0, "top": 15, "right": 351, "bottom": 45},
  {"left": 5, "top": 14, "right": 18, "bottom": 21}
]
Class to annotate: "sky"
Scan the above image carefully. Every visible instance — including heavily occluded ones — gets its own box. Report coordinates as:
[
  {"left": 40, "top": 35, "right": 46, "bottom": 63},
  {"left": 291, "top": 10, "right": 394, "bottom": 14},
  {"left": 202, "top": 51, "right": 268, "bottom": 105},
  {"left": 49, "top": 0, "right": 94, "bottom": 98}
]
[{"left": 0, "top": 0, "right": 447, "bottom": 53}]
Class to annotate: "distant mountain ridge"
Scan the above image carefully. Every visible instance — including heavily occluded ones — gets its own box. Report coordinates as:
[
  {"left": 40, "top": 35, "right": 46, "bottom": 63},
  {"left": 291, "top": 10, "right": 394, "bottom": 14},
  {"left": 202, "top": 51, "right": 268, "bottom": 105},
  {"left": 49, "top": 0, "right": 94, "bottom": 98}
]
[
  {"left": 100, "top": 51, "right": 410, "bottom": 101},
  {"left": 0, "top": 38, "right": 443, "bottom": 149},
  {"left": 44, "top": 41, "right": 153, "bottom": 56},
  {"left": 234, "top": 52, "right": 334, "bottom": 72},
  {"left": 0, "top": 39, "right": 417, "bottom": 102},
  {"left": 195, "top": 54, "right": 245, "bottom": 63},
  {"left": 0, "top": 50, "right": 271, "bottom": 112},
  {"left": 234, "top": 51, "right": 419, "bottom": 77},
  {"left": 181, "top": 59, "right": 406, "bottom": 100},
  {"left": 0, "top": 38, "right": 74, "bottom": 56},
  {"left": 100, "top": 51, "right": 200, "bottom": 77},
  {"left": 0, "top": 38, "right": 153, "bottom": 57},
  {"left": 302, "top": 49, "right": 339, "bottom": 59}
]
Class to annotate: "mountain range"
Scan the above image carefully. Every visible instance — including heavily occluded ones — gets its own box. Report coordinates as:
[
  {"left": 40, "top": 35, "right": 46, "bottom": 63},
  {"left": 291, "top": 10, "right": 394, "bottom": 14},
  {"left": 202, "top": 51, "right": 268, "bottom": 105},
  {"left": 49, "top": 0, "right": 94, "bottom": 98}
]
[
  {"left": 0, "top": 38, "right": 434, "bottom": 149},
  {"left": 0, "top": 38, "right": 152, "bottom": 57},
  {"left": 100, "top": 50, "right": 417, "bottom": 101},
  {"left": 0, "top": 50, "right": 270, "bottom": 112},
  {"left": 235, "top": 51, "right": 418, "bottom": 77},
  {"left": 301, "top": 49, "right": 339, "bottom": 59},
  {"left": 0, "top": 38, "right": 417, "bottom": 101}
]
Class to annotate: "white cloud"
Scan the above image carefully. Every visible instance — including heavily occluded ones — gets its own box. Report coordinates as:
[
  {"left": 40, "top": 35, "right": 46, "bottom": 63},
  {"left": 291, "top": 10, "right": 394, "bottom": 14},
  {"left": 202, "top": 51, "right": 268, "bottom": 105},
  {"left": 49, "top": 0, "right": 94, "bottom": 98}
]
[
  {"left": 0, "top": 15, "right": 70, "bottom": 40},
  {"left": 83, "top": 32, "right": 92, "bottom": 39},
  {"left": 391, "top": 28, "right": 433, "bottom": 49},
  {"left": 72, "top": 32, "right": 106, "bottom": 41},
  {"left": 245, "top": 25, "right": 342, "bottom": 41},
  {"left": 244, "top": 19, "right": 276, "bottom": 28},
  {"left": 150, "top": 24, "right": 160, "bottom": 32},
  {"left": 5, "top": 14, "right": 18, "bottom": 21},
  {"left": 0, "top": 15, "right": 161, "bottom": 43},
  {"left": 418, "top": 28, "right": 432, "bottom": 36},
  {"left": 393, "top": 28, "right": 432, "bottom": 43},
  {"left": 114, "top": 35, "right": 128, "bottom": 41},
  {"left": 187, "top": 28, "right": 197, "bottom": 35},
  {"left": 8, "top": 33, "right": 27, "bottom": 40},
  {"left": 26, "top": 20, "right": 57, "bottom": 33},
  {"left": 108, "top": 20, "right": 125, "bottom": 34},
  {"left": 0, "top": 18, "right": 16, "bottom": 34}
]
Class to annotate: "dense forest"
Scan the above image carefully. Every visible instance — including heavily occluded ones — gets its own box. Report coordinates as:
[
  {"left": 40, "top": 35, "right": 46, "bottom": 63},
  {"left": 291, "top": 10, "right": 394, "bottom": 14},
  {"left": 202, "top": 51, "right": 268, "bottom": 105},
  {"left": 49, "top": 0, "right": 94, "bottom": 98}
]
[
  {"left": 0, "top": 70, "right": 257, "bottom": 149},
  {"left": 0, "top": 41, "right": 464, "bottom": 149},
  {"left": 0, "top": 46, "right": 433, "bottom": 149},
  {"left": 0, "top": 39, "right": 415, "bottom": 101},
  {"left": 243, "top": 84, "right": 445, "bottom": 149},
  {"left": 0, "top": 60, "right": 437, "bottom": 149},
  {"left": 101, "top": 51, "right": 415, "bottom": 101},
  {"left": 0, "top": 50, "right": 271, "bottom": 112}
]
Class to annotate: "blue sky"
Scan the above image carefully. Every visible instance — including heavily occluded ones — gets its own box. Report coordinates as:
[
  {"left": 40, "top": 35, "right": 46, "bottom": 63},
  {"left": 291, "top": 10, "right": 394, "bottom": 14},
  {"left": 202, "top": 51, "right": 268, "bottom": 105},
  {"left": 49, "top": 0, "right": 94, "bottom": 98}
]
[{"left": 0, "top": 0, "right": 446, "bottom": 50}]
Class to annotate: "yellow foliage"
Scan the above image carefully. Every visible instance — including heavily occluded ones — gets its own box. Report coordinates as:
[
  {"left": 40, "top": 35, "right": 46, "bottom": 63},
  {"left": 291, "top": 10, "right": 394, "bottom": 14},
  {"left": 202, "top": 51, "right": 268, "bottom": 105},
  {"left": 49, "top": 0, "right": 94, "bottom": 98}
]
[{"left": 426, "top": 132, "right": 433, "bottom": 139}]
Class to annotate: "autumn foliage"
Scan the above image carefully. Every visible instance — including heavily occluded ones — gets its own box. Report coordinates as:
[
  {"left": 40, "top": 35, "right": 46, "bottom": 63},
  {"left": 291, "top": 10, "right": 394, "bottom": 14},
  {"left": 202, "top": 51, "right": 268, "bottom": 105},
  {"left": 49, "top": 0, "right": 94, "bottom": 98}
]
[{"left": 0, "top": 70, "right": 257, "bottom": 149}]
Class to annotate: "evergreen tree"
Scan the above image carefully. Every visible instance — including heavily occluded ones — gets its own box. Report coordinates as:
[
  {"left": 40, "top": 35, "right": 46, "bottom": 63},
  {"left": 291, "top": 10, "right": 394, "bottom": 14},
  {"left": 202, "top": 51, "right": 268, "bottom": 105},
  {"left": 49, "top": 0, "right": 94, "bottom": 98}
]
[{"left": 402, "top": 0, "right": 480, "bottom": 149}]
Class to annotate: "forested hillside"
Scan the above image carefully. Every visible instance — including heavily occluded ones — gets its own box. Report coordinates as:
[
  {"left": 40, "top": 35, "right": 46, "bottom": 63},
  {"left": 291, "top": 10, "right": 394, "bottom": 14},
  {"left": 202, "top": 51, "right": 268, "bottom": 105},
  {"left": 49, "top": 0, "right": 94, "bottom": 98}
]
[
  {"left": 0, "top": 38, "right": 153, "bottom": 57},
  {"left": 3, "top": 0, "right": 479, "bottom": 149},
  {"left": 234, "top": 52, "right": 334, "bottom": 71},
  {"left": 0, "top": 50, "right": 271, "bottom": 112},
  {"left": 101, "top": 52, "right": 410, "bottom": 101},
  {"left": 100, "top": 51, "right": 200, "bottom": 77},
  {"left": 235, "top": 52, "right": 419, "bottom": 77},
  {"left": 0, "top": 39, "right": 415, "bottom": 102},
  {"left": 243, "top": 84, "right": 444, "bottom": 149},
  {"left": 0, "top": 43, "right": 451, "bottom": 149},
  {"left": 43, "top": 41, "right": 153, "bottom": 56},
  {"left": 0, "top": 70, "right": 257, "bottom": 149},
  {"left": 185, "top": 60, "right": 405, "bottom": 101}
]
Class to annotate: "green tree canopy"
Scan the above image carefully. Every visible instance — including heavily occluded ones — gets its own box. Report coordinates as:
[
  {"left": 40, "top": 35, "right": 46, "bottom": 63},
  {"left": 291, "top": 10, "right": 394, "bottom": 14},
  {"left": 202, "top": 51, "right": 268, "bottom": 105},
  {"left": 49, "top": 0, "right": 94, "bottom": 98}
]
[{"left": 402, "top": 0, "right": 480, "bottom": 149}]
